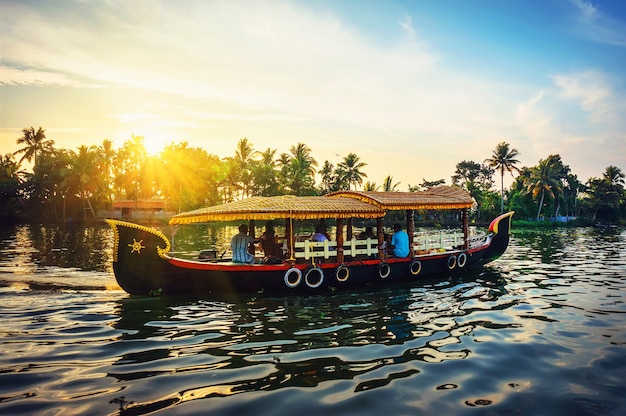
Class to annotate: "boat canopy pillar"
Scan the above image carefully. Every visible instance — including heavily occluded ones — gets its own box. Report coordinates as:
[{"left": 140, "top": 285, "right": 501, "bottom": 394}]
[
  {"left": 462, "top": 208, "right": 469, "bottom": 249},
  {"left": 248, "top": 219, "right": 256, "bottom": 240},
  {"left": 347, "top": 218, "right": 353, "bottom": 241},
  {"left": 406, "top": 209, "right": 415, "bottom": 257},
  {"left": 285, "top": 218, "right": 293, "bottom": 259},
  {"left": 376, "top": 217, "right": 385, "bottom": 260},
  {"left": 336, "top": 218, "right": 345, "bottom": 263}
]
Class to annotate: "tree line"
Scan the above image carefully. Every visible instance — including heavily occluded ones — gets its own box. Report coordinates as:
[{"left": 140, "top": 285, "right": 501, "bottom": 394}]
[{"left": 1, "top": 127, "right": 624, "bottom": 224}]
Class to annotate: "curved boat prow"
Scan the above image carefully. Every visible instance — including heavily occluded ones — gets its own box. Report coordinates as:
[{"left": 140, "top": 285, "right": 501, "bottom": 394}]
[
  {"left": 484, "top": 211, "right": 514, "bottom": 263},
  {"left": 105, "top": 220, "right": 171, "bottom": 294}
]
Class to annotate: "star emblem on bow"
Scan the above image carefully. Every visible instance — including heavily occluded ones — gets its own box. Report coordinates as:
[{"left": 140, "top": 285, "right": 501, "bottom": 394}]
[{"left": 128, "top": 239, "right": 146, "bottom": 254}]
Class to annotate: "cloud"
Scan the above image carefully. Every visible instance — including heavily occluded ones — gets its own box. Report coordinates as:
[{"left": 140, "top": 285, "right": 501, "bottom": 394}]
[
  {"left": 2, "top": 1, "right": 624, "bottom": 185},
  {"left": 570, "top": 0, "right": 597, "bottom": 20},
  {"left": 0, "top": 1, "right": 521, "bottom": 183},
  {"left": 1, "top": 0, "right": 440, "bottom": 130},
  {"left": 399, "top": 13, "right": 416, "bottom": 38},
  {"left": 515, "top": 90, "right": 545, "bottom": 124},
  {"left": 0, "top": 65, "right": 96, "bottom": 87},
  {"left": 109, "top": 113, "right": 159, "bottom": 124},
  {"left": 551, "top": 70, "right": 613, "bottom": 120},
  {"left": 569, "top": 0, "right": 626, "bottom": 46}
]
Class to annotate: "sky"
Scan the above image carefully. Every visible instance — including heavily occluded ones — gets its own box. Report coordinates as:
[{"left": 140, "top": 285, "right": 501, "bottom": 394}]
[{"left": 1, "top": 0, "right": 625, "bottom": 190}]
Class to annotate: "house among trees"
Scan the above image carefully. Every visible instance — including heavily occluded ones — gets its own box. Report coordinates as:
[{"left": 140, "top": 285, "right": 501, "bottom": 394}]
[{"left": 102, "top": 199, "right": 174, "bottom": 221}]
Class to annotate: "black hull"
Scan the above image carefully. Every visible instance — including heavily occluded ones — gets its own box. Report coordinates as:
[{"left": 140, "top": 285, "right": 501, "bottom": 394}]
[{"left": 106, "top": 212, "right": 513, "bottom": 296}]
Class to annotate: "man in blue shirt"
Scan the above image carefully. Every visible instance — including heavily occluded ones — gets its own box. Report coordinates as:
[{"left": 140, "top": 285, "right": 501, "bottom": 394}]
[{"left": 390, "top": 223, "right": 410, "bottom": 257}]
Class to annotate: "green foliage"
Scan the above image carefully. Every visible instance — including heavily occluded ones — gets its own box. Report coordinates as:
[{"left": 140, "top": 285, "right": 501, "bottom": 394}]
[
  {"left": 583, "top": 165, "right": 625, "bottom": 222},
  {"left": 14, "top": 127, "right": 54, "bottom": 166},
  {"left": 0, "top": 154, "right": 23, "bottom": 217},
  {"left": 484, "top": 141, "right": 520, "bottom": 214},
  {"left": 336, "top": 152, "right": 367, "bottom": 190},
  {"left": 525, "top": 155, "right": 563, "bottom": 220},
  {"left": 279, "top": 143, "right": 318, "bottom": 195},
  {"left": 452, "top": 160, "right": 495, "bottom": 221},
  {"left": 382, "top": 175, "right": 400, "bottom": 192},
  {"left": 5, "top": 126, "right": 625, "bottom": 224}
]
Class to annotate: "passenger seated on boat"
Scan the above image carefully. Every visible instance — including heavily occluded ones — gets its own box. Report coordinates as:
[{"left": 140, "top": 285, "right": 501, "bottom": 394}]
[
  {"left": 357, "top": 226, "right": 375, "bottom": 240},
  {"left": 231, "top": 224, "right": 255, "bottom": 264},
  {"left": 259, "top": 221, "right": 284, "bottom": 261},
  {"left": 381, "top": 233, "right": 391, "bottom": 255},
  {"left": 390, "top": 223, "right": 410, "bottom": 257},
  {"left": 311, "top": 223, "right": 330, "bottom": 242}
]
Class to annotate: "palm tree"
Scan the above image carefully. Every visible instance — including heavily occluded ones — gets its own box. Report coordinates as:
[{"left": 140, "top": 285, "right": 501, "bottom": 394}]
[
  {"left": 525, "top": 158, "right": 562, "bottom": 221},
  {"left": 67, "top": 145, "right": 100, "bottom": 219},
  {"left": 553, "top": 171, "right": 582, "bottom": 219},
  {"left": 585, "top": 166, "right": 625, "bottom": 222},
  {"left": 250, "top": 148, "right": 280, "bottom": 196},
  {"left": 452, "top": 161, "right": 495, "bottom": 220},
  {"left": 14, "top": 127, "right": 55, "bottom": 167},
  {"left": 113, "top": 135, "right": 148, "bottom": 200},
  {"left": 363, "top": 181, "right": 379, "bottom": 191},
  {"left": 0, "top": 154, "right": 23, "bottom": 183},
  {"left": 281, "top": 143, "right": 317, "bottom": 195},
  {"left": 420, "top": 178, "right": 445, "bottom": 190},
  {"left": 319, "top": 160, "right": 336, "bottom": 194},
  {"left": 485, "top": 141, "right": 520, "bottom": 214},
  {"left": 0, "top": 154, "right": 25, "bottom": 216},
  {"left": 337, "top": 153, "right": 367, "bottom": 190},
  {"left": 603, "top": 165, "right": 625, "bottom": 188},
  {"left": 382, "top": 175, "right": 400, "bottom": 192},
  {"left": 543, "top": 154, "right": 569, "bottom": 218},
  {"left": 290, "top": 143, "right": 317, "bottom": 174},
  {"left": 26, "top": 149, "right": 72, "bottom": 220},
  {"left": 98, "top": 139, "right": 116, "bottom": 205},
  {"left": 233, "top": 137, "right": 258, "bottom": 198}
]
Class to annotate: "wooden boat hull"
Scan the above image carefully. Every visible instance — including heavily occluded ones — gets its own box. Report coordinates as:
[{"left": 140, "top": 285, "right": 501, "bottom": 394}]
[{"left": 106, "top": 212, "right": 513, "bottom": 296}]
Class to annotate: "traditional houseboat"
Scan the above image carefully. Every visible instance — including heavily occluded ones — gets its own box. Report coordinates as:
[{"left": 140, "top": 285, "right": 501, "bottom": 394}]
[{"left": 106, "top": 187, "right": 513, "bottom": 296}]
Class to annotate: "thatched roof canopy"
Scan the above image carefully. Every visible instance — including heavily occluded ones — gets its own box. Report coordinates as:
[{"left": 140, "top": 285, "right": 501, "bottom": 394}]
[
  {"left": 327, "top": 186, "right": 473, "bottom": 210},
  {"left": 169, "top": 195, "right": 385, "bottom": 225},
  {"left": 169, "top": 187, "right": 472, "bottom": 225}
]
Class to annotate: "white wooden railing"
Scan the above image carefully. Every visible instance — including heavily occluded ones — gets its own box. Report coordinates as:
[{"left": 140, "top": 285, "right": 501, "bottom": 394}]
[
  {"left": 293, "top": 238, "right": 377, "bottom": 260},
  {"left": 413, "top": 230, "right": 464, "bottom": 251},
  {"left": 292, "top": 230, "right": 488, "bottom": 260}
]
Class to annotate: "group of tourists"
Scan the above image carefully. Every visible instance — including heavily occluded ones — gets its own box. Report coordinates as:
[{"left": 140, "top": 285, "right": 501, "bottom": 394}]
[
  {"left": 230, "top": 221, "right": 411, "bottom": 264},
  {"left": 230, "top": 221, "right": 284, "bottom": 264}
]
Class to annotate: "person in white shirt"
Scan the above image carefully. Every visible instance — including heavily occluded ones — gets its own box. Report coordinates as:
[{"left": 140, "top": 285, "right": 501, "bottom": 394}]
[{"left": 231, "top": 224, "right": 255, "bottom": 264}]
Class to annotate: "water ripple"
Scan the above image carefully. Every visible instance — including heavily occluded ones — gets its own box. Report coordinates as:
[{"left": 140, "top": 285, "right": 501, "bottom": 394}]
[{"left": 0, "top": 227, "right": 625, "bottom": 415}]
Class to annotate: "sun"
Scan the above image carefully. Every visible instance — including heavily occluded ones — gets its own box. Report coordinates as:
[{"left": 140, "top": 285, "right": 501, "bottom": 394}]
[
  {"left": 142, "top": 134, "right": 172, "bottom": 156},
  {"left": 131, "top": 125, "right": 176, "bottom": 156},
  {"left": 115, "top": 126, "right": 175, "bottom": 156}
]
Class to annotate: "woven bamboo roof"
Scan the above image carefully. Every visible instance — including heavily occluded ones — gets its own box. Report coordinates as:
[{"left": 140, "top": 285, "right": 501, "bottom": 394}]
[
  {"left": 327, "top": 186, "right": 473, "bottom": 210},
  {"left": 169, "top": 195, "right": 386, "bottom": 225}
]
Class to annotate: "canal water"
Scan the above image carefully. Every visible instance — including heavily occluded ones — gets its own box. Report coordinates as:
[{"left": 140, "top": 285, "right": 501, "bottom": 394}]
[{"left": 0, "top": 223, "right": 624, "bottom": 415}]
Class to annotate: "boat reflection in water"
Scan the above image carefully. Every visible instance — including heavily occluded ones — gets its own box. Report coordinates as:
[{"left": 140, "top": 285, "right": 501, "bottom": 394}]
[{"left": 108, "top": 268, "right": 508, "bottom": 413}]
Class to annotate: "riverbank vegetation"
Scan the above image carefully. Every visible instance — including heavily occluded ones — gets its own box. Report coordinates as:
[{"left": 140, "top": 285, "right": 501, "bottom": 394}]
[{"left": 1, "top": 127, "right": 624, "bottom": 225}]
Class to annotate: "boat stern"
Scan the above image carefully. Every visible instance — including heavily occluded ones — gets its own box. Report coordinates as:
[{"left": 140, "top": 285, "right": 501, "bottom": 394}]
[{"left": 484, "top": 211, "right": 514, "bottom": 262}]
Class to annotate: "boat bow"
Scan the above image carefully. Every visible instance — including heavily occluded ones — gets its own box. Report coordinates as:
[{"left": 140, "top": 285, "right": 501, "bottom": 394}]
[{"left": 106, "top": 219, "right": 171, "bottom": 294}]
